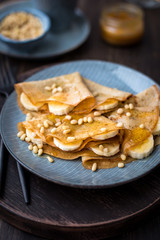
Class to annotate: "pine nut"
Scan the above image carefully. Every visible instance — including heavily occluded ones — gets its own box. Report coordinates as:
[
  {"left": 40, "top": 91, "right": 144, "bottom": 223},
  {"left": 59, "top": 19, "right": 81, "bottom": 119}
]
[
  {"left": 40, "top": 127, "right": 45, "bottom": 133},
  {"left": 67, "top": 136, "right": 75, "bottom": 142},
  {"left": 47, "top": 120, "right": 53, "bottom": 126},
  {"left": 99, "top": 145, "right": 104, "bottom": 151},
  {"left": 88, "top": 116, "right": 93, "bottom": 123},
  {"left": 117, "top": 108, "right": 123, "bottom": 114},
  {"left": 38, "top": 149, "right": 43, "bottom": 156},
  {"left": 83, "top": 117, "right": 88, "bottom": 123},
  {"left": 38, "top": 143, "right": 43, "bottom": 149},
  {"left": 104, "top": 148, "right": 108, "bottom": 153},
  {"left": 20, "top": 134, "right": 26, "bottom": 141},
  {"left": 33, "top": 145, "right": 38, "bottom": 154},
  {"left": 26, "top": 113, "right": 32, "bottom": 118},
  {"left": 63, "top": 129, "right": 71, "bottom": 134},
  {"left": 129, "top": 103, "right": 134, "bottom": 109},
  {"left": 94, "top": 111, "right": 101, "bottom": 116},
  {"left": 51, "top": 83, "right": 56, "bottom": 89},
  {"left": 70, "top": 119, "right": 77, "bottom": 125},
  {"left": 44, "top": 120, "right": 49, "bottom": 128},
  {"left": 101, "top": 127, "right": 107, "bottom": 132},
  {"left": 139, "top": 124, "right": 144, "bottom": 128},
  {"left": 32, "top": 132, "right": 36, "bottom": 137},
  {"left": 37, "top": 123, "right": 42, "bottom": 128},
  {"left": 92, "top": 163, "right": 97, "bottom": 172},
  {"left": 55, "top": 122, "right": 61, "bottom": 127},
  {"left": 118, "top": 162, "right": 125, "bottom": 168},
  {"left": 47, "top": 156, "right": 54, "bottom": 163},
  {"left": 51, "top": 127, "right": 56, "bottom": 133},
  {"left": 52, "top": 88, "right": 57, "bottom": 94},
  {"left": 25, "top": 137, "right": 31, "bottom": 142},
  {"left": 17, "top": 131, "right": 24, "bottom": 138},
  {"left": 124, "top": 104, "right": 129, "bottom": 109},
  {"left": 78, "top": 118, "right": 83, "bottom": 125},
  {"left": 45, "top": 86, "right": 52, "bottom": 91},
  {"left": 57, "top": 86, "right": 62, "bottom": 92},
  {"left": 65, "top": 115, "right": 71, "bottom": 120},
  {"left": 121, "top": 154, "right": 126, "bottom": 161},
  {"left": 126, "top": 112, "right": 131, "bottom": 117},
  {"left": 116, "top": 122, "right": 123, "bottom": 128},
  {"left": 28, "top": 144, "right": 33, "bottom": 151}
]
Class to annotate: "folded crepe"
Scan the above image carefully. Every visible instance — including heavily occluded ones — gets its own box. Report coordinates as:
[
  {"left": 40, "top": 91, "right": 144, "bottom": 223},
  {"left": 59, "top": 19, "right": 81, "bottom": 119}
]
[
  {"left": 18, "top": 112, "right": 121, "bottom": 152},
  {"left": 108, "top": 85, "right": 160, "bottom": 155},
  {"left": 15, "top": 72, "right": 96, "bottom": 115},
  {"left": 83, "top": 78, "right": 132, "bottom": 111}
]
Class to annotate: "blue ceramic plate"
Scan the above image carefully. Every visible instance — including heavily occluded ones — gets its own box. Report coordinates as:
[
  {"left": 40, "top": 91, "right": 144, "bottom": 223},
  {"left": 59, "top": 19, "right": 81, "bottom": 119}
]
[
  {"left": 0, "top": 1, "right": 90, "bottom": 59},
  {"left": 1, "top": 60, "right": 160, "bottom": 188}
]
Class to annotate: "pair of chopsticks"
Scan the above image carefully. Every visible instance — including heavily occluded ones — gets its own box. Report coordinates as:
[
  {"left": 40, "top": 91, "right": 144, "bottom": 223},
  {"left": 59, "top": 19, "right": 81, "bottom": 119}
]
[{"left": 0, "top": 55, "right": 29, "bottom": 204}]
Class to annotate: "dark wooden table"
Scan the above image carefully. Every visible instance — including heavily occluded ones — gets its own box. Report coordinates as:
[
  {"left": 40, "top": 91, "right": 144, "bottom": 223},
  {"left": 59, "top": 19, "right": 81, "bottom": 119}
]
[{"left": 0, "top": 0, "right": 160, "bottom": 239}]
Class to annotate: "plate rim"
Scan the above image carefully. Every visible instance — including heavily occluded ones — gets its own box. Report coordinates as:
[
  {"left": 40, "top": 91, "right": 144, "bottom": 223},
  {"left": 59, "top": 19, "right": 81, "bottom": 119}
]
[
  {"left": 0, "top": 1, "right": 90, "bottom": 60},
  {"left": 0, "top": 60, "right": 160, "bottom": 189}
]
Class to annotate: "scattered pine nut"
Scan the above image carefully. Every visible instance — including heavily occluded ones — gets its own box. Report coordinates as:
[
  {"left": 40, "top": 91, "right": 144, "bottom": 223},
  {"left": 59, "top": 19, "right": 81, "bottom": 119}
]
[
  {"left": 117, "top": 108, "right": 123, "bottom": 114},
  {"left": 92, "top": 162, "right": 97, "bottom": 172},
  {"left": 116, "top": 122, "right": 123, "bottom": 128},
  {"left": 88, "top": 116, "right": 93, "bottom": 123},
  {"left": 121, "top": 154, "right": 126, "bottom": 161},
  {"left": 17, "top": 131, "right": 24, "bottom": 138},
  {"left": 33, "top": 145, "right": 38, "bottom": 154},
  {"left": 47, "top": 120, "right": 53, "bottom": 126},
  {"left": 26, "top": 113, "right": 32, "bottom": 118},
  {"left": 65, "top": 115, "right": 71, "bottom": 120},
  {"left": 57, "top": 86, "right": 62, "bottom": 92},
  {"left": 55, "top": 122, "right": 61, "bottom": 127},
  {"left": 37, "top": 123, "right": 42, "bottom": 128},
  {"left": 83, "top": 117, "right": 88, "bottom": 123},
  {"left": 51, "top": 83, "right": 56, "bottom": 89},
  {"left": 45, "top": 86, "right": 52, "bottom": 91},
  {"left": 139, "top": 124, "right": 144, "bottom": 129},
  {"left": 104, "top": 148, "right": 108, "bottom": 153},
  {"left": 28, "top": 144, "right": 33, "bottom": 151},
  {"left": 25, "top": 137, "right": 31, "bottom": 142},
  {"left": 67, "top": 136, "right": 75, "bottom": 142},
  {"left": 94, "top": 111, "right": 101, "bottom": 116},
  {"left": 63, "top": 129, "right": 71, "bottom": 134},
  {"left": 129, "top": 103, "right": 134, "bottom": 110},
  {"left": 118, "top": 162, "right": 125, "bottom": 168},
  {"left": 47, "top": 156, "right": 54, "bottom": 163},
  {"left": 124, "top": 104, "right": 129, "bottom": 109},
  {"left": 99, "top": 145, "right": 104, "bottom": 151},
  {"left": 100, "top": 127, "right": 107, "bottom": 132},
  {"left": 44, "top": 120, "right": 49, "bottom": 128},
  {"left": 126, "top": 112, "right": 131, "bottom": 117},
  {"left": 40, "top": 126, "right": 45, "bottom": 133},
  {"left": 70, "top": 119, "right": 77, "bottom": 125},
  {"left": 20, "top": 133, "right": 26, "bottom": 141},
  {"left": 38, "top": 149, "right": 43, "bottom": 156},
  {"left": 52, "top": 88, "right": 57, "bottom": 94},
  {"left": 38, "top": 143, "right": 43, "bottom": 149},
  {"left": 78, "top": 118, "right": 83, "bottom": 125},
  {"left": 51, "top": 127, "right": 57, "bottom": 133}
]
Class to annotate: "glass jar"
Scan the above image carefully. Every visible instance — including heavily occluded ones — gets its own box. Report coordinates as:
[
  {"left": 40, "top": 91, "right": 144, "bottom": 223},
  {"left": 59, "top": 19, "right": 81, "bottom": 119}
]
[{"left": 100, "top": 3, "right": 144, "bottom": 46}]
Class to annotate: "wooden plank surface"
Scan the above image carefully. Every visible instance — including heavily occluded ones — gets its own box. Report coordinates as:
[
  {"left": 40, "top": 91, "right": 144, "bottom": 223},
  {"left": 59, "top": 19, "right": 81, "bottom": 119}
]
[{"left": 0, "top": 0, "right": 160, "bottom": 239}]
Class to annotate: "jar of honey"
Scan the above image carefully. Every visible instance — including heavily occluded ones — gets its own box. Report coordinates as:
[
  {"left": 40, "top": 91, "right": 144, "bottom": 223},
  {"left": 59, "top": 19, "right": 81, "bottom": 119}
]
[{"left": 100, "top": 3, "right": 144, "bottom": 46}]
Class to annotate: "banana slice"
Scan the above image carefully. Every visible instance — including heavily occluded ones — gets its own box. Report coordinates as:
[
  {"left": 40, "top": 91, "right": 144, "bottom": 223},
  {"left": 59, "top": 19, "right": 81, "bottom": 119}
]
[
  {"left": 128, "top": 135, "right": 154, "bottom": 159},
  {"left": 153, "top": 117, "right": 160, "bottom": 135},
  {"left": 92, "top": 130, "right": 118, "bottom": 140},
  {"left": 95, "top": 99, "right": 118, "bottom": 111},
  {"left": 91, "top": 142, "right": 120, "bottom": 157},
  {"left": 26, "top": 129, "right": 43, "bottom": 145},
  {"left": 48, "top": 102, "right": 74, "bottom": 115},
  {"left": 54, "top": 137, "right": 83, "bottom": 151},
  {"left": 20, "top": 92, "right": 43, "bottom": 111}
]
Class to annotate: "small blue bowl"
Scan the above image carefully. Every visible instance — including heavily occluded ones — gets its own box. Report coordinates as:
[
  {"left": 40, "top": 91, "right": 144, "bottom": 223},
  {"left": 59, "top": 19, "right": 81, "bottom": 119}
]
[{"left": 0, "top": 8, "right": 51, "bottom": 50}]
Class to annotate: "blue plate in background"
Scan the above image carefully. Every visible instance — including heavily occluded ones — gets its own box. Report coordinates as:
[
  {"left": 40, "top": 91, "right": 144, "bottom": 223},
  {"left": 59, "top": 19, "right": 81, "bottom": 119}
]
[
  {"left": 1, "top": 60, "right": 160, "bottom": 188},
  {"left": 0, "top": 1, "right": 90, "bottom": 59}
]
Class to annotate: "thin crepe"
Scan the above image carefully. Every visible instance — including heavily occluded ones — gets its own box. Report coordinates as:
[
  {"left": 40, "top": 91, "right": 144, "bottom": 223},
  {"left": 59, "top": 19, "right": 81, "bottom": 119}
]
[{"left": 15, "top": 72, "right": 95, "bottom": 114}]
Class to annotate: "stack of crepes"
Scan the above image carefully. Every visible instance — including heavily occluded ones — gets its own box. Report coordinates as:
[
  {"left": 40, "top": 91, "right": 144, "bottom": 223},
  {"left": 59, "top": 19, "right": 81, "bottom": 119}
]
[{"left": 15, "top": 72, "right": 160, "bottom": 171}]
